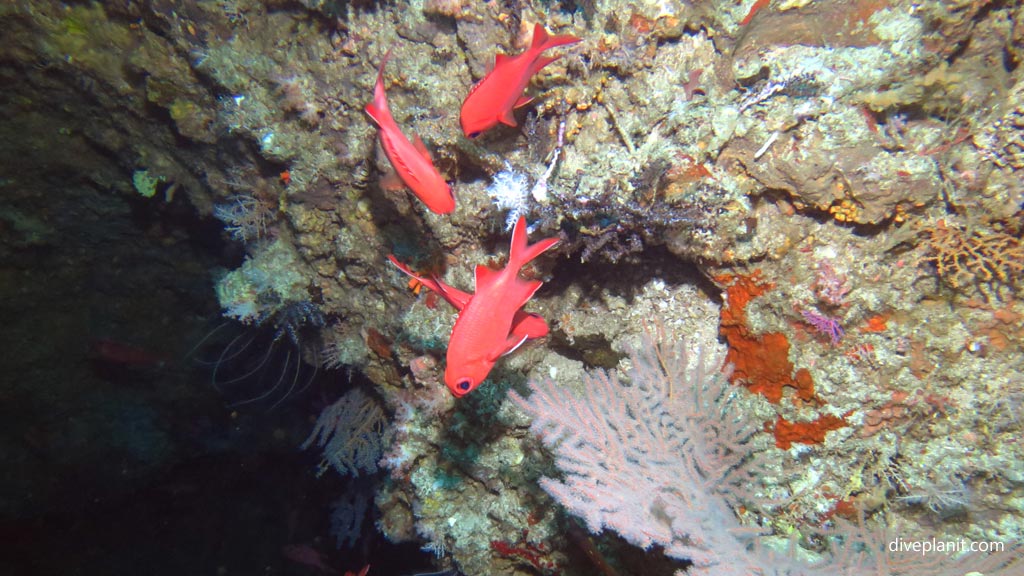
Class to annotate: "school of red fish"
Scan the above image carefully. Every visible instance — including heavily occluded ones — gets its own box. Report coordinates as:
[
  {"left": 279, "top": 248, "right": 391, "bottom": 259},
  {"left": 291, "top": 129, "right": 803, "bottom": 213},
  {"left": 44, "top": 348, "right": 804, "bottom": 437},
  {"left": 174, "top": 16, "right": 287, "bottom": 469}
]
[{"left": 368, "top": 24, "right": 580, "bottom": 396}]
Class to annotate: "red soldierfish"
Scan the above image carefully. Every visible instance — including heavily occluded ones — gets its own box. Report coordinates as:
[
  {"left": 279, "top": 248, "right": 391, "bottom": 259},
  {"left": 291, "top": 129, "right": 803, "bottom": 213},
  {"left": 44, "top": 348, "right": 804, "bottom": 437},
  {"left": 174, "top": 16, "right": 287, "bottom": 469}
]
[
  {"left": 92, "top": 338, "right": 167, "bottom": 368},
  {"left": 388, "top": 257, "right": 551, "bottom": 343},
  {"left": 281, "top": 544, "right": 334, "bottom": 574},
  {"left": 365, "top": 52, "right": 455, "bottom": 214},
  {"left": 460, "top": 23, "right": 581, "bottom": 138},
  {"left": 343, "top": 565, "right": 371, "bottom": 576},
  {"left": 388, "top": 217, "right": 558, "bottom": 396}
]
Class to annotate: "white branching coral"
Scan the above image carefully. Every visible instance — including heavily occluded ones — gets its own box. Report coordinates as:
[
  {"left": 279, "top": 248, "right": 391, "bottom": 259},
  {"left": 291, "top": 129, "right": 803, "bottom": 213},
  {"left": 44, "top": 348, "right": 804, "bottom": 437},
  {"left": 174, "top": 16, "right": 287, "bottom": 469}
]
[
  {"left": 510, "top": 333, "right": 767, "bottom": 575},
  {"left": 486, "top": 165, "right": 530, "bottom": 230},
  {"left": 302, "top": 387, "right": 385, "bottom": 478}
]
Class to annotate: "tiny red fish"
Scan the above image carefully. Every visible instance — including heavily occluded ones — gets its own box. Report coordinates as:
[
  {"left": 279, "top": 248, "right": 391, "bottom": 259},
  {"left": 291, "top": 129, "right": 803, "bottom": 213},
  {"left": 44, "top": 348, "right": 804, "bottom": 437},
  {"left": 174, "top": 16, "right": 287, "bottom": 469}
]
[
  {"left": 389, "top": 217, "right": 558, "bottom": 396},
  {"left": 740, "top": 0, "right": 771, "bottom": 26},
  {"left": 343, "top": 564, "right": 370, "bottom": 576},
  {"left": 365, "top": 51, "right": 455, "bottom": 214},
  {"left": 460, "top": 23, "right": 580, "bottom": 138},
  {"left": 282, "top": 544, "right": 333, "bottom": 574},
  {"left": 91, "top": 338, "right": 167, "bottom": 368}
]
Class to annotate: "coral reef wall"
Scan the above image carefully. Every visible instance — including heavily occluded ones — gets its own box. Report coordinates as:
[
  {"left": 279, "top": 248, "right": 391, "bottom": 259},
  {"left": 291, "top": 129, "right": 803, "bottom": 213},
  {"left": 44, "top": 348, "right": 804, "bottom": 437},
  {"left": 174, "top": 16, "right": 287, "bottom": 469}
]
[{"left": 2, "top": 0, "right": 1023, "bottom": 575}]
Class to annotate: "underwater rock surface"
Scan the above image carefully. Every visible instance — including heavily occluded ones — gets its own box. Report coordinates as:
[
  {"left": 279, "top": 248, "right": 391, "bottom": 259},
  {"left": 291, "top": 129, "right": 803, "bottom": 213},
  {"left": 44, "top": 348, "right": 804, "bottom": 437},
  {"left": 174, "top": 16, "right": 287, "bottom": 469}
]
[{"left": 1, "top": 1, "right": 1022, "bottom": 575}]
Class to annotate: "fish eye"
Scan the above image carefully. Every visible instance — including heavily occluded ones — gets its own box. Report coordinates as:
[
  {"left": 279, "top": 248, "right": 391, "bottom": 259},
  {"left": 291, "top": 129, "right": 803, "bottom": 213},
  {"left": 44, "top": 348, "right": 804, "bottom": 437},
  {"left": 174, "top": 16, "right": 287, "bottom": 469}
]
[{"left": 457, "top": 379, "right": 472, "bottom": 392}]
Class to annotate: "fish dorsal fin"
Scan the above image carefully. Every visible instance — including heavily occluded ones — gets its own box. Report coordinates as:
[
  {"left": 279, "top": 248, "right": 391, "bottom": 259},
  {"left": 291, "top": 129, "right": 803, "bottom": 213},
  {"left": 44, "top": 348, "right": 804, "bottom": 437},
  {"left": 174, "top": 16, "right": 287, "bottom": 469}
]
[
  {"left": 412, "top": 135, "right": 432, "bottom": 161},
  {"left": 465, "top": 78, "right": 482, "bottom": 99},
  {"left": 474, "top": 264, "right": 500, "bottom": 291},
  {"left": 494, "top": 53, "right": 511, "bottom": 68}
]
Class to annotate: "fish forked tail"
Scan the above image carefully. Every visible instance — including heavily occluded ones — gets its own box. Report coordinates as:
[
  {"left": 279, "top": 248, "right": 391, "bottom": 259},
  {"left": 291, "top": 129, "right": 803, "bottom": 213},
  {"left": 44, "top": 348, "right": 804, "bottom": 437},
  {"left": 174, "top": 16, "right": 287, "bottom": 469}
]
[
  {"left": 529, "top": 23, "right": 581, "bottom": 54},
  {"left": 364, "top": 49, "right": 394, "bottom": 127},
  {"left": 508, "top": 216, "right": 559, "bottom": 272}
]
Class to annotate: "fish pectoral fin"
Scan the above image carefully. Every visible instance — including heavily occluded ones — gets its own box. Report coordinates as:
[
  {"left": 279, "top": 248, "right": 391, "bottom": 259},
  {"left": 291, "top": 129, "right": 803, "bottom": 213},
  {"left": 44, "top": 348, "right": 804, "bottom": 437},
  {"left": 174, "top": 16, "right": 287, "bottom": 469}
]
[
  {"left": 513, "top": 95, "right": 534, "bottom": 109},
  {"left": 493, "top": 334, "right": 529, "bottom": 360},
  {"left": 412, "top": 135, "right": 433, "bottom": 161},
  {"left": 511, "top": 311, "right": 549, "bottom": 340},
  {"left": 380, "top": 170, "right": 406, "bottom": 191},
  {"left": 498, "top": 108, "right": 518, "bottom": 127}
]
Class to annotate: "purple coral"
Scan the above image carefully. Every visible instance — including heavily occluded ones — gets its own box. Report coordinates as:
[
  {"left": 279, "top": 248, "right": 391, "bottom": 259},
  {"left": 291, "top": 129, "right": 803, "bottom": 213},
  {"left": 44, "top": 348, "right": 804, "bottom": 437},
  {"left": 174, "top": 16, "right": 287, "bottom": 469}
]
[
  {"left": 813, "top": 261, "right": 850, "bottom": 307},
  {"left": 800, "top": 308, "right": 844, "bottom": 345}
]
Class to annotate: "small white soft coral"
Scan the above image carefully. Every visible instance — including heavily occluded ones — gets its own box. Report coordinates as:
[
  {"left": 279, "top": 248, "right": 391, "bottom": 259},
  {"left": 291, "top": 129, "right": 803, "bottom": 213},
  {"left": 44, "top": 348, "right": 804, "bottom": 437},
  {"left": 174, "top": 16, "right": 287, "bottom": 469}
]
[
  {"left": 486, "top": 165, "right": 530, "bottom": 230},
  {"left": 487, "top": 120, "right": 567, "bottom": 229}
]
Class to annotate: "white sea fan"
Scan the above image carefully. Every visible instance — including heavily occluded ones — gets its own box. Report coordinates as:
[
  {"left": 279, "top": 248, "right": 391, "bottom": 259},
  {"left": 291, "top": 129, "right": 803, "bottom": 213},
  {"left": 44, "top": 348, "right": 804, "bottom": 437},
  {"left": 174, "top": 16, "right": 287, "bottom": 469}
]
[
  {"left": 301, "top": 388, "right": 385, "bottom": 478},
  {"left": 510, "top": 333, "right": 770, "bottom": 575}
]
